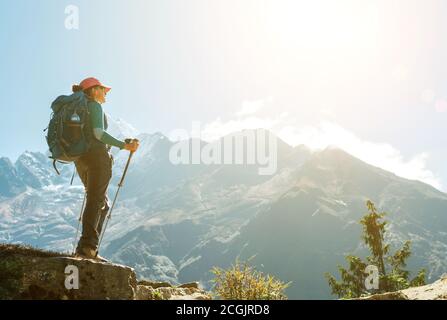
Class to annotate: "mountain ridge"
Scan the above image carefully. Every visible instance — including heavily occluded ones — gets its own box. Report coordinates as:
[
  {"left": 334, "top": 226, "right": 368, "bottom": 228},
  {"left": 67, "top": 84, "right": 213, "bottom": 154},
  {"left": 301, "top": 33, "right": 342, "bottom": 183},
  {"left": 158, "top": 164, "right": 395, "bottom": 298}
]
[{"left": 1, "top": 126, "right": 446, "bottom": 298}]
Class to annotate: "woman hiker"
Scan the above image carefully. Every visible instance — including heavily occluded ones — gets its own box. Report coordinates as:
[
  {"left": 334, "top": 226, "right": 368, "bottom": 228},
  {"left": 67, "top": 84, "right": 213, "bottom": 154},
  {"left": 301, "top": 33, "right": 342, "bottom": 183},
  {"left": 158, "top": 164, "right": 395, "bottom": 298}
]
[{"left": 72, "top": 77, "right": 139, "bottom": 261}]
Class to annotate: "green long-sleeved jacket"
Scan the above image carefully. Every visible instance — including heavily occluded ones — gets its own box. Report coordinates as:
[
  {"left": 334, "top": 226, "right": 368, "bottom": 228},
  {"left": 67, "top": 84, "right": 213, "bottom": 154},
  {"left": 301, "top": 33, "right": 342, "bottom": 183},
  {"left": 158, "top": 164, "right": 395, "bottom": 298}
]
[{"left": 88, "top": 101, "right": 125, "bottom": 150}]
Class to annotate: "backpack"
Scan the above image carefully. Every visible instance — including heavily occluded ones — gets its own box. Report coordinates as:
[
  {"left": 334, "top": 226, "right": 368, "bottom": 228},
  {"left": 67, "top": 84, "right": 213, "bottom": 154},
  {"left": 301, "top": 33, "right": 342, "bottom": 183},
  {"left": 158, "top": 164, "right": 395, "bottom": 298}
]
[{"left": 45, "top": 91, "right": 93, "bottom": 175}]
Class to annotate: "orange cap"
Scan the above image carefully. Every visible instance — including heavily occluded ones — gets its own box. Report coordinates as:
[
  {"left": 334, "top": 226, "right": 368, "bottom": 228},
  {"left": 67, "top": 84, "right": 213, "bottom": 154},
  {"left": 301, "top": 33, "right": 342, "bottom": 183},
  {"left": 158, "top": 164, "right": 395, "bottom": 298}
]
[{"left": 79, "top": 77, "right": 111, "bottom": 93}]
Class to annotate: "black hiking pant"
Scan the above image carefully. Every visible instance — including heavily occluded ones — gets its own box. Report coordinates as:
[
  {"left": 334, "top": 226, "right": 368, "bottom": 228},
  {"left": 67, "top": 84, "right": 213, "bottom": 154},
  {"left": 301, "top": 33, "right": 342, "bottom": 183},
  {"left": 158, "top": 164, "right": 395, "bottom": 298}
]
[{"left": 74, "top": 147, "right": 113, "bottom": 252}]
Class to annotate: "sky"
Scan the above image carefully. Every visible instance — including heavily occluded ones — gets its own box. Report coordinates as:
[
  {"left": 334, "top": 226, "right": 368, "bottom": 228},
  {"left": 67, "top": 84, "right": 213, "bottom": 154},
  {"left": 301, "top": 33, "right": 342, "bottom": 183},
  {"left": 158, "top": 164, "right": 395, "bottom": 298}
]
[{"left": 1, "top": 0, "right": 447, "bottom": 190}]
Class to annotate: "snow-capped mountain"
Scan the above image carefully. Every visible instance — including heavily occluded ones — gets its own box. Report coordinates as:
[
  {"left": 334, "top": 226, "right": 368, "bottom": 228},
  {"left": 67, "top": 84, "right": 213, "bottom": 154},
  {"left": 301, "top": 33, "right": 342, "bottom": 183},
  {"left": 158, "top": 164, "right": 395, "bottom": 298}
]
[
  {"left": 1, "top": 127, "right": 447, "bottom": 299},
  {"left": 0, "top": 157, "right": 26, "bottom": 198},
  {"left": 106, "top": 115, "right": 140, "bottom": 140}
]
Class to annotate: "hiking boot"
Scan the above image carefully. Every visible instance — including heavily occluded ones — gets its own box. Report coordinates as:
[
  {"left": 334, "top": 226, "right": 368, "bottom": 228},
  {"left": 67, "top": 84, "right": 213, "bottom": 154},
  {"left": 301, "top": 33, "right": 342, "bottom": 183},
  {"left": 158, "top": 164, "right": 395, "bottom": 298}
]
[
  {"left": 75, "top": 246, "right": 97, "bottom": 259},
  {"left": 95, "top": 254, "right": 109, "bottom": 263},
  {"left": 75, "top": 246, "right": 108, "bottom": 262}
]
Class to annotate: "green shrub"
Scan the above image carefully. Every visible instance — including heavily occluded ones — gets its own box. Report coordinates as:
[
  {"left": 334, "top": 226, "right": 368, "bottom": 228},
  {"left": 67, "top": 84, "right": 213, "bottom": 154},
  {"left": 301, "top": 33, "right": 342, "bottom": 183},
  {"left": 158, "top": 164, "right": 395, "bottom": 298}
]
[{"left": 210, "top": 259, "right": 290, "bottom": 300}]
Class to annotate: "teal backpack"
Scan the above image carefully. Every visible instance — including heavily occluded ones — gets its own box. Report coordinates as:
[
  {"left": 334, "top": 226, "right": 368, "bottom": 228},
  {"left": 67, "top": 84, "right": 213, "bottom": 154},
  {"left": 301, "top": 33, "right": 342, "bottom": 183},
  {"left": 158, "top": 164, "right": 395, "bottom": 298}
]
[{"left": 45, "top": 91, "right": 93, "bottom": 175}]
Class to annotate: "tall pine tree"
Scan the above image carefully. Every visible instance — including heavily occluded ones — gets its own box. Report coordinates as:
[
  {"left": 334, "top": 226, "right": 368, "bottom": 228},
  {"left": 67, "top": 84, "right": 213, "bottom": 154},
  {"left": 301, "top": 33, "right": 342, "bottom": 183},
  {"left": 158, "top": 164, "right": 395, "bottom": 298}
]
[{"left": 325, "top": 200, "right": 426, "bottom": 299}]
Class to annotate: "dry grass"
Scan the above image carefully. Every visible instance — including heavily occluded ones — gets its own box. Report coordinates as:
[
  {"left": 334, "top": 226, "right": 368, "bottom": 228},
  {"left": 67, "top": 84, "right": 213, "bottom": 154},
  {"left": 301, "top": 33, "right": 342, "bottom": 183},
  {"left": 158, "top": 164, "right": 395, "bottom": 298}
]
[
  {"left": 0, "top": 243, "right": 67, "bottom": 258},
  {"left": 211, "top": 259, "right": 291, "bottom": 300}
]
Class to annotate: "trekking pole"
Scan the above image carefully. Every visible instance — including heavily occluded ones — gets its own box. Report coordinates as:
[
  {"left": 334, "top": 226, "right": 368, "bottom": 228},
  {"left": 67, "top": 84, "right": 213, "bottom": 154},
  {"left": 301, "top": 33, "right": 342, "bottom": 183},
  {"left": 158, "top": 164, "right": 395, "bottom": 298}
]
[
  {"left": 72, "top": 191, "right": 86, "bottom": 255},
  {"left": 96, "top": 144, "right": 136, "bottom": 256}
]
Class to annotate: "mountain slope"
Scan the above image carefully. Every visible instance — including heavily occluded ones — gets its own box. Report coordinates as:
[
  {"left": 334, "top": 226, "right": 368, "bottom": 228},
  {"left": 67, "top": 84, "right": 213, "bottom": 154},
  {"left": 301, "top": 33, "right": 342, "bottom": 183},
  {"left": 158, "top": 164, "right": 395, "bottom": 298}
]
[
  {"left": 1, "top": 129, "right": 446, "bottom": 299},
  {"left": 177, "top": 147, "right": 447, "bottom": 298}
]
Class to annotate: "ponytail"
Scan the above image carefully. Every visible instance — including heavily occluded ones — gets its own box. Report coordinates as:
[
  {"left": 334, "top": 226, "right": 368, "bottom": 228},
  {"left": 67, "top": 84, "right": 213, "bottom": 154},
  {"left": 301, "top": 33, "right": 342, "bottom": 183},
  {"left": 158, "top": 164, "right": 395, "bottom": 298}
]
[{"left": 72, "top": 84, "right": 83, "bottom": 93}]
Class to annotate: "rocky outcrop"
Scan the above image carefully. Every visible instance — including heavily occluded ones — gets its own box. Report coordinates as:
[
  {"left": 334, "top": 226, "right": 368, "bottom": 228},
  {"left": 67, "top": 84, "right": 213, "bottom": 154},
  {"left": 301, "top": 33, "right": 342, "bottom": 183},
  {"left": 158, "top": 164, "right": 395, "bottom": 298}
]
[
  {"left": 0, "top": 243, "right": 211, "bottom": 300},
  {"left": 357, "top": 275, "right": 447, "bottom": 300},
  {"left": 135, "top": 281, "right": 210, "bottom": 300}
]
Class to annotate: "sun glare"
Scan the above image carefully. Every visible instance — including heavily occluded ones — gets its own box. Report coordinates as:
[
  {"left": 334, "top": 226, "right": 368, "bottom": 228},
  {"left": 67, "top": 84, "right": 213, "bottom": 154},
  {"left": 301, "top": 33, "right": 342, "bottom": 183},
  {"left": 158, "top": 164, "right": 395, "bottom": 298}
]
[{"left": 264, "top": 1, "right": 382, "bottom": 54}]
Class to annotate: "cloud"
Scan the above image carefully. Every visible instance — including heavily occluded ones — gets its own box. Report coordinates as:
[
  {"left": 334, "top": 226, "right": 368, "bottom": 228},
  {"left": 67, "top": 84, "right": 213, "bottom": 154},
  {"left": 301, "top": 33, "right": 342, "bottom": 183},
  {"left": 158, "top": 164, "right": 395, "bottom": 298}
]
[
  {"left": 278, "top": 121, "right": 443, "bottom": 190},
  {"left": 201, "top": 113, "right": 288, "bottom": 142},
  {"left": 201, "top": 101, "right": 443, "bottom": 190},
  {"left": 235, "top": 97, "right": 273, "bottom": 117}
]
